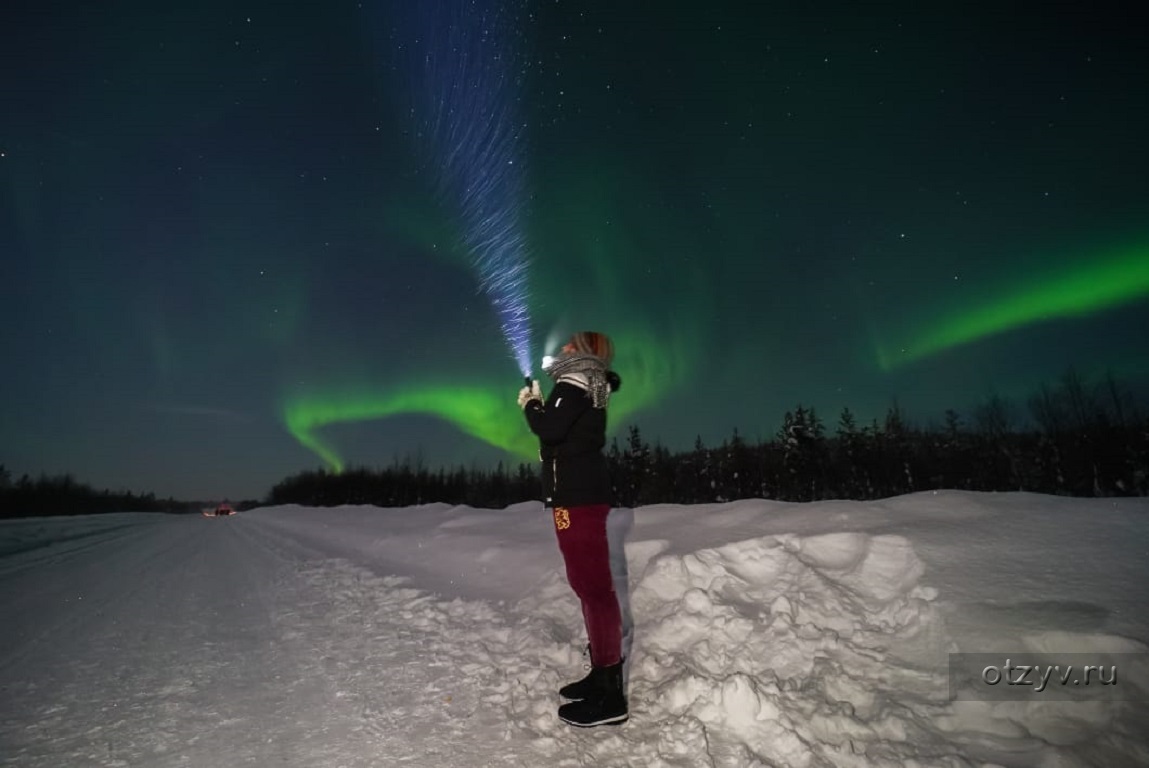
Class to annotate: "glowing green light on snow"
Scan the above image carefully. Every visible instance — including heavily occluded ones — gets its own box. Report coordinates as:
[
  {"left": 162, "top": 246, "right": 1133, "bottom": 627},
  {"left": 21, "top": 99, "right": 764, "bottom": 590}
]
[{"left": 880, "top": 241, "right": 1149, "bottom": 369}]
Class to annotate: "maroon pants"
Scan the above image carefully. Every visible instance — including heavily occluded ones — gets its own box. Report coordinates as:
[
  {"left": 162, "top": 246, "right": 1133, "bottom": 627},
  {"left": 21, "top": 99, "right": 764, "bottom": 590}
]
[{"left": 552, "top": 504, "right": 622, "bottom": 667}]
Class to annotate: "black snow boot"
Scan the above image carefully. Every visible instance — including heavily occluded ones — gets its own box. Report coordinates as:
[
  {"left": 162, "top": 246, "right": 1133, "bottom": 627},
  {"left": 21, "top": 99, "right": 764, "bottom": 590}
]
[
  {"left": 557, "top": 662, "right": 628, "bottom": 727},
  {"left": 559, "top": 645, "right": 595, "bottom": 700}
]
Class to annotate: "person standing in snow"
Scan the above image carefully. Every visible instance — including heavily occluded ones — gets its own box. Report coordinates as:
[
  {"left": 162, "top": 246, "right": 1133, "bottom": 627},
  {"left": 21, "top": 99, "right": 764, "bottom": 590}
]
[{"left": 518, "top": 331, "right": 627, "bottom": 727}]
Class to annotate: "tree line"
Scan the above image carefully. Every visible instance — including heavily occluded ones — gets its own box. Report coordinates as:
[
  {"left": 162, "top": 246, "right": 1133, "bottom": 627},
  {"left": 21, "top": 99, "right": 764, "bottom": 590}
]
[
  {"left": 267, "top": 460, "right": 540, "bottom": 510},
  {"left": 0, "top": 467, "right": 264, "bottom": 519},
  {"left": 0, "top": 469, "right": 182, "bottom": 519}
]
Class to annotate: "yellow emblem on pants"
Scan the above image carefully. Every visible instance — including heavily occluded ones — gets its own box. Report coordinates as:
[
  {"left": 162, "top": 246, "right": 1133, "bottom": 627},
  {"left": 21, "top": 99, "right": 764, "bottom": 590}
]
[{"left": 554, "top": 506, "right": 571, "bottom": 531}]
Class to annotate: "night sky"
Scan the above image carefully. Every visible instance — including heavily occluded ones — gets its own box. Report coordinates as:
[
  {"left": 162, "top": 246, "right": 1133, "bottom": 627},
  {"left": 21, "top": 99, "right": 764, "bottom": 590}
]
[{"left": 3, "top": 0, "right": 1147, "bottom": 500}]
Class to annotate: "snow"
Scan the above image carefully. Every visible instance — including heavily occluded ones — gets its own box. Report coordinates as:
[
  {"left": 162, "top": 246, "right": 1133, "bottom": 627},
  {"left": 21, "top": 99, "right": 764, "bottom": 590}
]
[{"left": 2, "top": 492, "right": 1147, "bottom": 767}]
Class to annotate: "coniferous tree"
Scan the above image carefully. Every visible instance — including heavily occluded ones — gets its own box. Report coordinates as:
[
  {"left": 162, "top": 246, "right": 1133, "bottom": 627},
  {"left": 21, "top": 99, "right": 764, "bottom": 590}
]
[
  {"left": 692, "top": 435, "right": 715, "bottom": 503},
  {"left": 625, "top": 425, "right": 652, "bottom": 505},
  {"left": 881, "top": 401, "right": 916, "bottom": 495},
  {"left": 1028, "top": 384, "right": 1068, "bottom": 493},
  {"left": 777, "top": 405, "right": 827, "bottom": 501},
  {"left": 973, "top": 393, "right": 1017, "bottom": 490},
  {"left": 646, "top": 443, "right": 674, "bottom": 504},
  {"left": 835, "top": 407, "right": 871, "bottom": 499},
  {"left": 724, "top": 428, "right": 751, "bottom": 500},
  {"left": 937, "top": 408, "right": 975, "bottom": 489},
  {"left": 607, "top": 437, "right": 629, "bottom": 506}
]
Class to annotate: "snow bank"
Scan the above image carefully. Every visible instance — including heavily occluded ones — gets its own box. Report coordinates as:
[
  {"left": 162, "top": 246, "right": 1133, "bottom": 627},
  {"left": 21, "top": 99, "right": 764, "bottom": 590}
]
[{"left": 276, "top": 522, "right": 1147, "bottom": 766}]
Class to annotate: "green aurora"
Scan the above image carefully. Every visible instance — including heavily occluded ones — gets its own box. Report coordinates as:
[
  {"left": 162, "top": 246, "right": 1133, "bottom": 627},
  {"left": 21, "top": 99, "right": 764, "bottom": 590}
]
[{"left": 879, "top": 240, "right": 1149, "bottom": 371}]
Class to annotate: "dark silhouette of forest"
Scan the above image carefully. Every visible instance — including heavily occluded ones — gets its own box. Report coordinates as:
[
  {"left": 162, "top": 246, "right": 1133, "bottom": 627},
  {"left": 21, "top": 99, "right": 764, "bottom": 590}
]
[
  {"left": 0, "top": 470, "right": 260, "bottom": 519},
  {"left": 0, "top": 470, "right": 179, "bottom": 519},
  {"left": 4, "top": 368, "right": 1146, "bottom": 518}
]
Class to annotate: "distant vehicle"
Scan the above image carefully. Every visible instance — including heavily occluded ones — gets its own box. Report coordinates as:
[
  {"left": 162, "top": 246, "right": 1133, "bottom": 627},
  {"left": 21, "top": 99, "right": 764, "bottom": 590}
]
[{"left": 203, "top": 502, "right": 235, "bottom": 517}]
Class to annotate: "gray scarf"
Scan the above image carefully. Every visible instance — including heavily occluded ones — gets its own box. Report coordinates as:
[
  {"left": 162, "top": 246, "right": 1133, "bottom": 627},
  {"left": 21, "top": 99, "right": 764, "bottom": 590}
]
[{"left": 544, "top": 353, "right": 610, "bottom": 408}]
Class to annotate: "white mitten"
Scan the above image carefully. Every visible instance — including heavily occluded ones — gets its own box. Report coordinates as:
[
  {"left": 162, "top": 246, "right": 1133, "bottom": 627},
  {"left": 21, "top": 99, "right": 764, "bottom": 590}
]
[{"left": 517, "top": 380, "right": 543, "bottom": 409}]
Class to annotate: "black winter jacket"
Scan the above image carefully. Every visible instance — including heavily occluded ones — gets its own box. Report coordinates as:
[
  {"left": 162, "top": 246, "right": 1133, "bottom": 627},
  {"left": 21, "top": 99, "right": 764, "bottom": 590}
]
[{"left": 523, "top": 380, "right": 612, "bottom": 507}]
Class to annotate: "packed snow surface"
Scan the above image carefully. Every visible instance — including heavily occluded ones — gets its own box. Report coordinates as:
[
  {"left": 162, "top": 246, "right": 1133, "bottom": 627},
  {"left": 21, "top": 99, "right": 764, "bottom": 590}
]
[{"left": 2, "top": 491, "right": 1147, "bottom": 767}]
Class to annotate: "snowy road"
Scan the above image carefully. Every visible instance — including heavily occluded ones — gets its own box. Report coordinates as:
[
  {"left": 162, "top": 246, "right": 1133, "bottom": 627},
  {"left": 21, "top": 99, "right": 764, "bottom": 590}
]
[
  {"left": 3, "top": 495, "right": 1148, "bottom": 767},
  {"left": 0, "top": 513, "right": 523, "bottom": 767},
  {"left": 5, "top": 516, "right": 321, "bottom": 765}
]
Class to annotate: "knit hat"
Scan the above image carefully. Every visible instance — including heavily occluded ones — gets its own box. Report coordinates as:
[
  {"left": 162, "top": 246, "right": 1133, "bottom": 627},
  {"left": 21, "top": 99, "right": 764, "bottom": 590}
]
[{"left": 569, "top": 331, "right": 614, "bottom": 365}]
